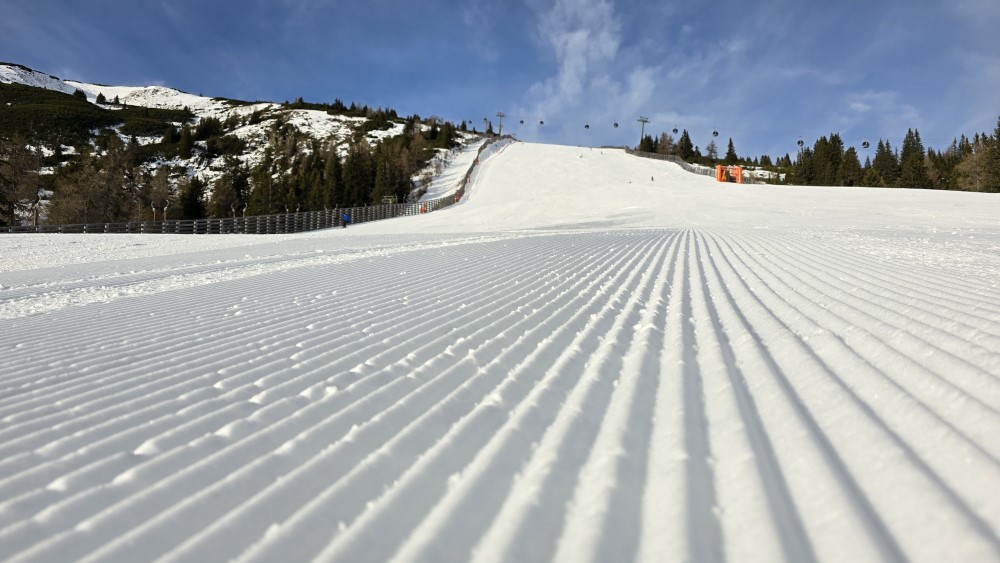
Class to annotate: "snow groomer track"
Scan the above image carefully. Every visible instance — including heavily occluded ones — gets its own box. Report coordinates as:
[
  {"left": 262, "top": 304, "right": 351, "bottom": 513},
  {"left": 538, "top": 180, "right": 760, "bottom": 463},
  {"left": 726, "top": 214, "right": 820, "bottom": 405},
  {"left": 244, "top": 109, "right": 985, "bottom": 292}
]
[{"left": 1, "top": 143, "right": 999, "bottom": 562}]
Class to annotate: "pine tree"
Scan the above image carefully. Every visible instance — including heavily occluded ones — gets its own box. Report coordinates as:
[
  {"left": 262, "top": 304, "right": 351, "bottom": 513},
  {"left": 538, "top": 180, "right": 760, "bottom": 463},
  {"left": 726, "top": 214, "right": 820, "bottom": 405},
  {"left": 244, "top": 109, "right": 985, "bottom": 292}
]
[
  {"left": 872, "top": 140, "right": 900, "bottom": 187},
  {"left": 123, "top": 160, "right": 147, "bottom": 221},
  {"left": 96, "top": 92, "right": 107, "bottom": 104},
  {"left": 371, "top": 144, "right": 405, "bottom": 204},
  {"left": 195, "top": 117, "right": 223, "bottom": 141},
  {"left": 324, "top": 149, "right": 344, "bottom": 206},
  {"left": 676, "top": 130, "right": 694, "bottom": 160},
  {"left": 299, "top": 141, "right": 326, "bottom": 210},
  {"left": 179, "top": 176, "right": 207, "bottom": 219},
  {"left": 724, "top": 138, "right": 738, "bottom": 165},
  {"left": 638, "top": 134, "right": 655, "bottom": 152},
  {"left": 210, "top": 175, "right": 238, "bottom": 218},
  {"left": 897, "top": 129, "right": 931, "bottom": 188},
  {"left": 343, "top": 142, "right": 374, "bottom": 206},
  {"left": 792, "top": 147, "right": 816, "bottom": 185},
  {"left": 982, "top": 116, "right": 1000, "bottom": 193},
  {"left": 837, "top": 147, "right": 863, "bottom": 186},
  {"left": 246, "top": 150, "right": 276, "bottom": 215},
  {"left": 161, "top": 124, "right": 178, "bottom": 145},
  {"left": 208, "top": 157, "right": 249, "bottom": 217},
  {"left": 953, "top": 119, "right": 1000, "bottom": 193},
  {"left": 443, "top": 122, "right": 458, "bottom": 148},
  {"left": 810, "top": 134, "right": 844, "bottom": 186},
  {"left": 828, "top": 134, "right": 845, "bottom": 184},
  {"left": 178, "top": 124, "right": 193, "bottom": 158},
  {"left": 861, "top": 155, "right": 879, "bottom": 187},
  {"left": 99, "top": 133, "right": 136, "bottom": 221}
]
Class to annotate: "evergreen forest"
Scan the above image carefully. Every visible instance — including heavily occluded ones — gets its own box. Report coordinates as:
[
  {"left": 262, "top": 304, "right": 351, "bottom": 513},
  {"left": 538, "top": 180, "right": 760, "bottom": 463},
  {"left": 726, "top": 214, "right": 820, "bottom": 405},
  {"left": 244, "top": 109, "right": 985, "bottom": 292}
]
[
  {"left": 0, "top": 83, "right": 463, "bottom": 226},
  {"left": 639, "top": 119, "right": 1000, "bottom": 191}
]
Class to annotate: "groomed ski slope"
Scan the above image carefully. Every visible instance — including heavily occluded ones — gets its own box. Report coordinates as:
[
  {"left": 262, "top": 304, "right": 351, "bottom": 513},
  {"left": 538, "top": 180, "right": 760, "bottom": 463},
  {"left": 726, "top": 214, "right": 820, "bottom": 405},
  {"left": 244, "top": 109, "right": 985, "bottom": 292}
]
[{"left": 1, "top": 142, "right": 999, "bottom": 562}]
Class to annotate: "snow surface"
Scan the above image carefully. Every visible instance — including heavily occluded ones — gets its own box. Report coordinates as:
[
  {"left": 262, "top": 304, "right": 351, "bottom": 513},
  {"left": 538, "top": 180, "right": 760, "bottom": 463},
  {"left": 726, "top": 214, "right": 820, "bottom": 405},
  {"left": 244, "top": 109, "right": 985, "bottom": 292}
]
[
  {"left": 418, "top": 141, "right": 491, "bottom": 201},
  {"left": 1, "top": 142, "right": 999, "bottom": 562}
]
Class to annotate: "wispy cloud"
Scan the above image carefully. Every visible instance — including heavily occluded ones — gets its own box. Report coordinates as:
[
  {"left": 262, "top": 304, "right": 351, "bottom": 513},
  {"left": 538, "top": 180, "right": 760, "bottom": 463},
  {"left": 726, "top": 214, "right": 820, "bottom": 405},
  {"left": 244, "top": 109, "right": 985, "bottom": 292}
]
[
  {"left": 535, "top": 0, "right": 620, "bottom": 102},
  {"left": 518, "top": 0, "right": 661, "bottom": 143}
]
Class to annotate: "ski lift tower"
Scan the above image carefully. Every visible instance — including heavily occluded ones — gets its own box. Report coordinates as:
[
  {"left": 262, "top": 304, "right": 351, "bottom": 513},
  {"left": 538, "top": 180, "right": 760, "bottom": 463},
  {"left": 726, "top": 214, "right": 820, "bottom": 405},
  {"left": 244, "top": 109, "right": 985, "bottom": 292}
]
[
  {"left": 496, "top": 112, "right": 506, "bottom": 136},
  {"left": 637, "top": 116, "right": 650, "bottom": 147}
]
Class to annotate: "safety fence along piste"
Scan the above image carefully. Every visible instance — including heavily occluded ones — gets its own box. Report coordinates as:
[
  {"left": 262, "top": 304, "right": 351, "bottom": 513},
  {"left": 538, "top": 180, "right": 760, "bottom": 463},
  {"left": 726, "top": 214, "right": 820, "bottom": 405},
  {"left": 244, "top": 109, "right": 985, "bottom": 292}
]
[
  {"left": 624, "top": 148, "right": 766, "bottom": 184},
  {"left": 2, "top": 136, "right": 516, "bottom": 235}
]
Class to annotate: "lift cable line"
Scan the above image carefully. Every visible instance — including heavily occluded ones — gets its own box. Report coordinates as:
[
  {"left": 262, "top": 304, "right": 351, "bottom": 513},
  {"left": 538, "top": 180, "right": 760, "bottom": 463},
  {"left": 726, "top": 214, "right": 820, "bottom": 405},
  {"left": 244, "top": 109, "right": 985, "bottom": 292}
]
[{"left": 481, "top": 113, "right": 912, "bottom": 157}]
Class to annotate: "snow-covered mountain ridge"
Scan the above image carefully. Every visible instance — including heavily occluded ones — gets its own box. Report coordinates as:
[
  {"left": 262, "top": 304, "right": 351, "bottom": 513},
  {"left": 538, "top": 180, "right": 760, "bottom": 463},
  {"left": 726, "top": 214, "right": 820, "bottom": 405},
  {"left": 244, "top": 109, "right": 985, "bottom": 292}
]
[
  {"left": 1, "top": 61, "right": 367, "bottom": 134},
  {"left": 0, "top": 62, "right": 77, "bottom": 94},
  {"left": 0, "top": 62, "right": 417, "bottom": 186},
  {"left": 2, "top": 61, "right": 227, "bottom": 112}
]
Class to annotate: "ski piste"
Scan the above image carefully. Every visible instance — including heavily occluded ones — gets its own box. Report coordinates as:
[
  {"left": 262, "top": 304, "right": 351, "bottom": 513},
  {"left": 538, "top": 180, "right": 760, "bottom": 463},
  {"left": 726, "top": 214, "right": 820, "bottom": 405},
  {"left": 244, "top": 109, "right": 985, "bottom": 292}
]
[{"left": 1, "top": 142, "right": 998, "bottom": 562}]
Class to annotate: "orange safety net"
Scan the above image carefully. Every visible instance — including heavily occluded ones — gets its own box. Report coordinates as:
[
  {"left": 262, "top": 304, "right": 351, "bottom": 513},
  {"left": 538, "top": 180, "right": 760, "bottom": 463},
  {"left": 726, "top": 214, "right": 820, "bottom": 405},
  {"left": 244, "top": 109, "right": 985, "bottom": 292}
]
[{"left": 715, "top": 165, "right": 743, "bottom": 183}]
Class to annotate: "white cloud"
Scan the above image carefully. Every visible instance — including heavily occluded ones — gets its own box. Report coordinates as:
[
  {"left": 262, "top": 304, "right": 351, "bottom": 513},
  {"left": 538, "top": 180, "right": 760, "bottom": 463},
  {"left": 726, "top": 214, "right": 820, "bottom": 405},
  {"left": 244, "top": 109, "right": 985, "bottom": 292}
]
[
  {"left": 537, "top": 0, "right": 620, "bottom": 101},
  {"left": 518, "top": 0, "right": 663, "bottom": 144}
]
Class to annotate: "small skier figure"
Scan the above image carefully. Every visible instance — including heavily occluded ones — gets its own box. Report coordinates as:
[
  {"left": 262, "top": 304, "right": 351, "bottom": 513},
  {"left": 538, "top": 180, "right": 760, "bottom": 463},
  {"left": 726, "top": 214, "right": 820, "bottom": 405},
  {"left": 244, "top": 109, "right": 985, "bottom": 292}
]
[{"left": 341, "top": 212, "right": 351, "bottom": 228}]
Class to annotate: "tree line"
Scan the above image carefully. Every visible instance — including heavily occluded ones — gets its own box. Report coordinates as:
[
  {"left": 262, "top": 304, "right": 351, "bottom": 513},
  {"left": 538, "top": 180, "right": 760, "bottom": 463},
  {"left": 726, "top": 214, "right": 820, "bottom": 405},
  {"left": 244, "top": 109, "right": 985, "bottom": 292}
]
[
  {"left": 638, "top": 116, "right": 1000, "bottom": 192},
  {"left": 0, "top": 114, "right": 462, "bottom": 227}
]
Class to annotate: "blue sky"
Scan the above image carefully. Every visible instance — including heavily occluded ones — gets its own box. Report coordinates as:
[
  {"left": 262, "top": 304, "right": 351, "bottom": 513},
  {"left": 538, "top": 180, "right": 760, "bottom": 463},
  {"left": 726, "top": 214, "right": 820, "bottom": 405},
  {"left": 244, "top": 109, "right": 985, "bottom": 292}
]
[{"left": 2, "top": 0, "right": 998, "bottom": 159}]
